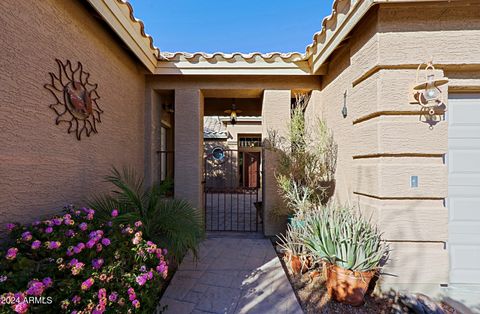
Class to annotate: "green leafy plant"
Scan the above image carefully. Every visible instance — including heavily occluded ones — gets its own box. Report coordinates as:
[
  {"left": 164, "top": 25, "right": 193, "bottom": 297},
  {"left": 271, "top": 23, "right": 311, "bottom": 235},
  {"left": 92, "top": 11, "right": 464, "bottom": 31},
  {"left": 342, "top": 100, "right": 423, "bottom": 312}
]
[
  {"left": 302, "top": 204, "right": 388, "bottom": 272},
  {"left": 89, "top": 167, "right": 204, "bottom": 262},
  {"left": 267, "top": 93, "right": 338, "bottom": 215}
]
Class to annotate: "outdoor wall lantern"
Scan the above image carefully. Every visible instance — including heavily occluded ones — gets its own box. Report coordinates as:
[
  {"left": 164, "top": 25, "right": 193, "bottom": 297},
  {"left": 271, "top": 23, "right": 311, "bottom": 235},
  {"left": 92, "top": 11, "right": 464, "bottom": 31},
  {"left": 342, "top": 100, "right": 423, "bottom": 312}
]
[
  {"left": 342, "top": 90, "right": 348, "bottom": 118},
  {"left": 411, "top": 61, "right": 448, "bottom": 129},
  {"left": 224, "top": 99, "right": 242, "bottom": 125}
]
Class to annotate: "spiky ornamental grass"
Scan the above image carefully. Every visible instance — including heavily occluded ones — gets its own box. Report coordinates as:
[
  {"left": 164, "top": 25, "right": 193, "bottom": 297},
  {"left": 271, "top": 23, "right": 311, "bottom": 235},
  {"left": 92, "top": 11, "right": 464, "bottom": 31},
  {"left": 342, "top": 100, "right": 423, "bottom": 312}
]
[
  {"left": 89, "top": 167, "right": 204, "bottom": 263},
  {"left": 301, "top": 205, "right": 389, "bottom": 273}
]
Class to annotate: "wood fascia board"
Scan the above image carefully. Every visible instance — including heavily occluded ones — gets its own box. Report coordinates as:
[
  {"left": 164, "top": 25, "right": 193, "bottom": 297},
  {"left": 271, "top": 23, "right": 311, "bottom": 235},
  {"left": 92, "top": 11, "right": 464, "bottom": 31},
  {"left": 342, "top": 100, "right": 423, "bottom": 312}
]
[
  {"left": 311, "top": 0, "right": 374, "bottom": 74},
  {"left": 86, "top": 0, "right": 157, "bottom": 73},
  {"left": 154, "top": 61, "right": 312, "bottom": 75}
]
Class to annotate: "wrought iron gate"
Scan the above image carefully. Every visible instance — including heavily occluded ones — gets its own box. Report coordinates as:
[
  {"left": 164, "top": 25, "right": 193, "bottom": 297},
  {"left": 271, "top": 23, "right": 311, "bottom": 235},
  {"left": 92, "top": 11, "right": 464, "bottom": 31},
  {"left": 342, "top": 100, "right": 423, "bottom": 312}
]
[{"left": 204, "top": 148, "right": 262, "bottom": 232}]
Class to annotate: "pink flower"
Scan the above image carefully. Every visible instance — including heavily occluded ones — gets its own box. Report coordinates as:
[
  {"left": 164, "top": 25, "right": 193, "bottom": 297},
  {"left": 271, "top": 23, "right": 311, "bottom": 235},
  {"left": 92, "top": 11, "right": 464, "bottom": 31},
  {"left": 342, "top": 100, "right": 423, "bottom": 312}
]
[
  {"left": 98, "top": 288, "right": 107, "bottom": 299},
  {"left": 134, "top": 221, "right": 142, "bottom": 228},
  {"left": 65, "top": 229, "right": 75, "bottom": 237},
  {"left": 21, "top": 231, "right": 32, "bottom": 241},
  {"left": 86, "top": 209, "right": 95, "bottom": 220},
  {"left": 127, "top": 287, "right": 136, "bottom": 301},
  {"left": 71, "top": 295, "right": 81, "bottom": 304},
  {"left": 136, "top": 274, "right": 147, "bottom": 286},
  {"left": 26, "top": 280, "right": 46, "bottom": 296},
  {"left": 42, "top": 277, "right": 53, "bottom": 288},
  {"left": 111, "top": 209, "right": 119, "bottom": 217},
  {"left": 13, "top": 302, "right": 28, "bottom": 314},
  {"left": 69, "top": 258, "right": 79, "bottom": 266},
  {"left": 53, "top": 218, "right": 63, "bottom": 226},
  {"left": 108, "top": 292, "right": 118, "bottom": 302},
  {"left": 101, "top": 238, "right": 111, "bottom": 246},
  {"left": 45, "top": 227, "right": 53, "bottom": 234},
  {"left": 81, "top": 278, "right": 94, "bottom": 291},
  {"left": 46, "top": 241, "right": 61, "bottom": 250},
  {"left": 6, "top": 248, "right": 18, "bottom": 260},
  {"left": 31, "top": 240, "right": 41, "bottom": 250},
  {"left": 92, "top": 258, "right": 104, "bottom": 270},
  {"left": 79, "top": 222, "right": 88, "bottom": 231},
  {"left": 6, "top": 223, "right": 16, "bottom": 232},
  {"left": 86, "top": 239, "right": 96, "bottom": 249},
  {"left": 132, "top": 299, "right": 140, "bottom": 308},
  {"left": 96, "top": 243, "right": 103, "bottom": 252}
]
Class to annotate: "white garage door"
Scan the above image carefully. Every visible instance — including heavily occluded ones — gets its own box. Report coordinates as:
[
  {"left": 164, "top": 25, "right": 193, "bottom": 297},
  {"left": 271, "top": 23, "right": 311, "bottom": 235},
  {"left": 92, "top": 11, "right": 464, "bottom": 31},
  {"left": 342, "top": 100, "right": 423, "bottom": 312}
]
[{"left": 448, "top": 93, "right": 480, "bottom": 284}]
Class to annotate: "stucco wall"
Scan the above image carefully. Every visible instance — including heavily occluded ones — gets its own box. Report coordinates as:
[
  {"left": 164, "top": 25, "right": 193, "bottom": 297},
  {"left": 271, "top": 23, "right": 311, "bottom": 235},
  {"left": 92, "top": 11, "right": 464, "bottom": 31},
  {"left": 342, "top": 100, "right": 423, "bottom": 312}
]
[
  {"left": 0, "top": 0, "right": 146, "bottom": 227},
  {"left": 308, "top": 2, "right": 480, "bottom": 294}
]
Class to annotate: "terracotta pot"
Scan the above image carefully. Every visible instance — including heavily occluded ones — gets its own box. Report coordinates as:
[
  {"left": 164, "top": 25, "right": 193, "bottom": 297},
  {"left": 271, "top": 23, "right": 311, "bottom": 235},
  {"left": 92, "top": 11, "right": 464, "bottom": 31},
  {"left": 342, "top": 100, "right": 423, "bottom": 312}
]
[
  {"left": 325, "top": 263, "right": 376, "bottom": 306},
  {"left": 290, "top": 255, "right": 302, "bottom": 275},
  {"left": 285, "top": 252, "right": 311, "bottom": 275}
]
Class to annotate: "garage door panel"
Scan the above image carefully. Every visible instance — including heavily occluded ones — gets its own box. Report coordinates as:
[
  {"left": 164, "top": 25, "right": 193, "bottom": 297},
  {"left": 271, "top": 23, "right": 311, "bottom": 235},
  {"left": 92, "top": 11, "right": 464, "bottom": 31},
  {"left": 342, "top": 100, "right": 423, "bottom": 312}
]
[
  {"left": 449, "top": 197, "right": 480, "bottom": 222},
  {"left": 449, "top": 93, "right": 480, "bottom": 284},
  {"left": 449, "top": 150, "right": 480, "bottom": 173},
  {"left": 449, "top": 176, "right": 480, "bottom": 186},
  {"left": 451, "top": 245, "right": 480, "bottom": 269}
]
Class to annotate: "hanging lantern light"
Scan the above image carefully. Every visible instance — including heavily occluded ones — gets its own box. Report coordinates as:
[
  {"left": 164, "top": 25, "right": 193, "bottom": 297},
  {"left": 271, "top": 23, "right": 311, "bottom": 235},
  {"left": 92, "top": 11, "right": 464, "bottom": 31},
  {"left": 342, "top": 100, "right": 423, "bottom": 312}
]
[
  {"left": 411, "top": 61, "right": 448, "bottom": 129},
  {"left": 224, "top": 99, "right": 242, "bottom": 125}
]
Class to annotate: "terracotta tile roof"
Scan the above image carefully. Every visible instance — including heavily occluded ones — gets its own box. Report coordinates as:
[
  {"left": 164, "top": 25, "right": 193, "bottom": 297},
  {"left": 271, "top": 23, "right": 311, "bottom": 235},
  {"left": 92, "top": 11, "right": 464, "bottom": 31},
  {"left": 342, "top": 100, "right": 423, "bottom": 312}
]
[
  {"left": 116, "top": 0, "right": 363, "bottom": 68},
  {"left": 204, "top": 116, "right": 228, "bottom": 139},
  {"left": 117, "top": 0, "right": 160, "bottom": 58},
  {"left": 304, "top": 0, "right": 361, "bottom": 59},
  {"left": 160, "top": 52, "right": 306, "bottom": 63}
]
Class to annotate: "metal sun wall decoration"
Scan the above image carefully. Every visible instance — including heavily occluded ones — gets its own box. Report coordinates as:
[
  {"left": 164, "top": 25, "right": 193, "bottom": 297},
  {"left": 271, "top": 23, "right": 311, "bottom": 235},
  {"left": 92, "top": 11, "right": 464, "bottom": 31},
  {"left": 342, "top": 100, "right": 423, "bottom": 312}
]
[{"left": 44, "top": 59, "right": 103, "bottom": 140}]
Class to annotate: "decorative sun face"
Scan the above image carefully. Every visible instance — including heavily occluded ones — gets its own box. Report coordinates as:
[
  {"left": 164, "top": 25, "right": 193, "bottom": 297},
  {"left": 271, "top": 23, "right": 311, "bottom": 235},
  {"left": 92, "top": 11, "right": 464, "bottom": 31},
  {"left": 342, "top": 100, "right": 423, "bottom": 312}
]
[{"left": 45, "top": 59, "right": 103, "bottom": 140}]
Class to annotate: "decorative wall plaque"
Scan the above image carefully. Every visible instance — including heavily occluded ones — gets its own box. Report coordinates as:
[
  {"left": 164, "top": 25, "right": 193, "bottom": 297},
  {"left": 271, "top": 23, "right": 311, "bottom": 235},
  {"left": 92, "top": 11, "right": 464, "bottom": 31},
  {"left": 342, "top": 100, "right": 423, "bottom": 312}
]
[{"left": 45, "top": 59, "right": 103, "bottom": 140}]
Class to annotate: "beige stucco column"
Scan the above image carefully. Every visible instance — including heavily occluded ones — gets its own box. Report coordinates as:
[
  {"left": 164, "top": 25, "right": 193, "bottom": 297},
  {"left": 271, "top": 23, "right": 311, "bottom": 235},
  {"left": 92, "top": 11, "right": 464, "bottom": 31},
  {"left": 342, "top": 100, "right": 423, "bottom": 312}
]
[
  {"left": 174, "top": 89, "right": 204, "bottom": 213},
  {"left": 262, "top": 90, "right": 291, "bottom": 236},
  {"left": 144, "top": 89, "right": 161, "bottom": 187}
]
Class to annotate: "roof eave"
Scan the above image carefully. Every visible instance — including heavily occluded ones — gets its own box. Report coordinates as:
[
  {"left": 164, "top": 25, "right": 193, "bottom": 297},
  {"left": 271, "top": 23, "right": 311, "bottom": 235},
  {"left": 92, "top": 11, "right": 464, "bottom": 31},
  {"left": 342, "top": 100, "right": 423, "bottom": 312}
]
[
  {"left": 85, "top": 0, "right": 159, "bottom": 73},
  {"left": 309, "top": 0, "right": 374, "bottom": 74}
]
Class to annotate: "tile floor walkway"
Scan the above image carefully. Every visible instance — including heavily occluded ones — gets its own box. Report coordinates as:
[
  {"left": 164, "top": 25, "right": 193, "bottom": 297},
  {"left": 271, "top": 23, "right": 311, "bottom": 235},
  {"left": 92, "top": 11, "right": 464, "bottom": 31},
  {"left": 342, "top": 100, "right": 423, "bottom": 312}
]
[{"left": 157, "top": 233, "right": 303, "bottom": 314}]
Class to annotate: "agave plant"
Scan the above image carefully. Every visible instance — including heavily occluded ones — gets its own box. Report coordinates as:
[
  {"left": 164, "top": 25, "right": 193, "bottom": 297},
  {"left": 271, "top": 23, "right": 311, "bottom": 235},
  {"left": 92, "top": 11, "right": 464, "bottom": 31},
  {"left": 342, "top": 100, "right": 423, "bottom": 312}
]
[
  {"left": 89, "top": 167, "right": 204, "bottom": 262},
  {"left": 302, "top": 205, "right": 388, "bottom": 273},
  {"left": 277, "top": 214, "right": 313, "bottom": 274}
]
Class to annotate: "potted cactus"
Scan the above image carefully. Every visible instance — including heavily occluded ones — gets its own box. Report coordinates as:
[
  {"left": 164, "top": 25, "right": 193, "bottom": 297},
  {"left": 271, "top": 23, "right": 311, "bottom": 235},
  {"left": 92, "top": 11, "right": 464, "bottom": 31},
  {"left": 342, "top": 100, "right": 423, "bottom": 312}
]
[{"left": 302, "top": 205, "right": 388, "bottom": 306}]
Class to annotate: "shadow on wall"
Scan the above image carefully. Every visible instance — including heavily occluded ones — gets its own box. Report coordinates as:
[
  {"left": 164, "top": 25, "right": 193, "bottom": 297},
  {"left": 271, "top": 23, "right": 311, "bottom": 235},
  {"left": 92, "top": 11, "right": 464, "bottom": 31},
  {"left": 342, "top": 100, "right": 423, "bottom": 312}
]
[{"left": 204, "top": 142, "right": 239, "bottom": 189}]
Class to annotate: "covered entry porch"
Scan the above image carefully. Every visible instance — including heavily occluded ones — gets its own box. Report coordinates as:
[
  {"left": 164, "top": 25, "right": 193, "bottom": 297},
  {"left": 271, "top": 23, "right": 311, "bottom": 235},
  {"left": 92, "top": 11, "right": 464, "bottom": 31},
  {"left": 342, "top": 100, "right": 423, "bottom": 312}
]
[{"left": 145, "top": 74, "right": 320, "bottom": 235}]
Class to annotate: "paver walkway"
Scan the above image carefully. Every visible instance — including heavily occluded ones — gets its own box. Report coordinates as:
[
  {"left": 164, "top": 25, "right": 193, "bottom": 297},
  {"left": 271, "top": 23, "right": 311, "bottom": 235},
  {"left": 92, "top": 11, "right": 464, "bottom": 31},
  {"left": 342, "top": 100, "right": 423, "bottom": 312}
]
[{"left": 158, "top": 234, "right": 303, "bottom": 314}]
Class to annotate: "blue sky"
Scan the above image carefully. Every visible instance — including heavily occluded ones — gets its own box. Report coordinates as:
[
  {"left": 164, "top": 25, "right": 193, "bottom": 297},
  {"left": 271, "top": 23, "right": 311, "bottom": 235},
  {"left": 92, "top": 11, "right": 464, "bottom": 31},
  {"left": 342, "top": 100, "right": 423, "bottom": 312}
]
[{"left": 128, "top": 0, "right": 335, "bottom": 53}]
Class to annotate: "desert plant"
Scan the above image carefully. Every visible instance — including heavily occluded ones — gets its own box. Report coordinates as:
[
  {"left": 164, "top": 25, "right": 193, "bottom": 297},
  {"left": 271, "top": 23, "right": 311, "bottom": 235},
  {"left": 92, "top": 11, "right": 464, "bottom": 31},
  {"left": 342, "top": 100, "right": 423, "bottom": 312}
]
[
  {"left": 268, "top": 93, "right": 338, "bottom": 215},
  {"left": 302, "top": 205, "right": 388, "bottom": 272},
  {"left": 89, "top": 167, "right": 204, "bottom": 262},
  {"left": 277, "top": 215, "right": 312, "bottom": 275}
]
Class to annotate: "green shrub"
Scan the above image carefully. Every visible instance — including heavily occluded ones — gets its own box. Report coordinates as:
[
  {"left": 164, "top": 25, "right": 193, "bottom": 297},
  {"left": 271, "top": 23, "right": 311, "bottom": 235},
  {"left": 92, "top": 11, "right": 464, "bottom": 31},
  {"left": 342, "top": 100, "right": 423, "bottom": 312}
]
[
  {"left": 89, "top": 167, "right": 204, "bottom": 262},
  {"left": 0, "top": 206, "right": 168, "bottom": 313}
]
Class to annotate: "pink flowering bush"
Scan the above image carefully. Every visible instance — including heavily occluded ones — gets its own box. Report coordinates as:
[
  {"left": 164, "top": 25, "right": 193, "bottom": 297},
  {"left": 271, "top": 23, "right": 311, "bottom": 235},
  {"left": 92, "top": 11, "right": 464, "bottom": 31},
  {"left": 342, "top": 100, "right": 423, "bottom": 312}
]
[{"left": 0, "top": 205, "right": 169, "bottom": 313}]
